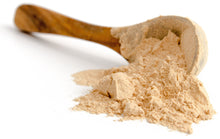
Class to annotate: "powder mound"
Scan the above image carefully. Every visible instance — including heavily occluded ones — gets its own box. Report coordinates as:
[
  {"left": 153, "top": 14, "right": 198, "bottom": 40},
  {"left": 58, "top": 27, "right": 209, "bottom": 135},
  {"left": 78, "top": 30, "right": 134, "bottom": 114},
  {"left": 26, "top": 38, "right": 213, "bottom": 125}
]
[{"left": 72, "top": 31, "right": 215, "bottom": 134}]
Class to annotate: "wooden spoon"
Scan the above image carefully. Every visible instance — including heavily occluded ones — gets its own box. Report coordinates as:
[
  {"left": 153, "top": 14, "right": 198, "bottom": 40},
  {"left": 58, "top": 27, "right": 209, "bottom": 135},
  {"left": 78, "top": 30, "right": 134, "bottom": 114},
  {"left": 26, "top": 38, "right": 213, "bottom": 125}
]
[{"left": 14, "top": 4, "right": 208, "bottom": 75}]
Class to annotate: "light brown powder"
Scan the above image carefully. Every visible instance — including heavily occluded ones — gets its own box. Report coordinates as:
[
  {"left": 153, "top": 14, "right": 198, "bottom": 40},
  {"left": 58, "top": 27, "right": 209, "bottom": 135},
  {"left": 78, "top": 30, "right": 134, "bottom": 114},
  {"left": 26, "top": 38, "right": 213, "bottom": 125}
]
[{"left": 72, "top": 29, "right": 215, "bottom": 134}]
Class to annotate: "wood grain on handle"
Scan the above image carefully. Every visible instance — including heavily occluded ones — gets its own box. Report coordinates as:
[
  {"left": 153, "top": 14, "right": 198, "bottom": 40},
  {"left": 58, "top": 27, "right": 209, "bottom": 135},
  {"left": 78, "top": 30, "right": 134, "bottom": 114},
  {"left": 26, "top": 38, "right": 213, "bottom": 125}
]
[{"left": 14, "top": 4, "right": 120, "bottom": 53}]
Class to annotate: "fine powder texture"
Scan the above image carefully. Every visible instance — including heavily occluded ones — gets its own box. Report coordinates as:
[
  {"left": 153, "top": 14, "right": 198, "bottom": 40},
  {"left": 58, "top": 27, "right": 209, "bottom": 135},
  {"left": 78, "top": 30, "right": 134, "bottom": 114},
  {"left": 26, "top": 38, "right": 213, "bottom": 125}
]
[{"left": 72, "top": 30, "right": 215, "bottom": 133}]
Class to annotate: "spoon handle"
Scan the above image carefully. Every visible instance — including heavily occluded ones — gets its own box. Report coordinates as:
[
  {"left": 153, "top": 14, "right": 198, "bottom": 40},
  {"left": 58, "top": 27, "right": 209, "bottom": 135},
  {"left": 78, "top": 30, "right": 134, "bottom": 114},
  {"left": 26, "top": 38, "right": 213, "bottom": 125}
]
[{"left": 14, "top": 4, "right": 120, "bottom": 53}]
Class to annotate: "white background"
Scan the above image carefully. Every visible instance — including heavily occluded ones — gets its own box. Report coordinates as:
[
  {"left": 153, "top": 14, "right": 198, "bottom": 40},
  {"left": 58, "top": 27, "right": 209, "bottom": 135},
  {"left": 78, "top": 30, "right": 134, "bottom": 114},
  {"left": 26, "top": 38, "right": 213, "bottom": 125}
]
[{"left": 0, "top": 0, "right": 219, "bottom": 138}]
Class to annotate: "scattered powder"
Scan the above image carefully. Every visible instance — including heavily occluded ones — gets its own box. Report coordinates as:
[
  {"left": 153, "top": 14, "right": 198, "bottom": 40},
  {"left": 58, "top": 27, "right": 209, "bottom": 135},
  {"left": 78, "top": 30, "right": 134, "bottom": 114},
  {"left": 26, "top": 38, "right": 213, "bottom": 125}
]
[{"left": 72, "top": 28, "right": 215, "bottom": 133}]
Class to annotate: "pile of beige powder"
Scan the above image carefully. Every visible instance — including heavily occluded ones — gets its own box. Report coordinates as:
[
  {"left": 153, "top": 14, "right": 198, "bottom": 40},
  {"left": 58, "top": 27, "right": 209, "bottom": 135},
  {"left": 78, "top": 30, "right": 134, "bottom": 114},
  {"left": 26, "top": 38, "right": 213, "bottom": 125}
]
[{"left": 72, "top": 25, "right": 215, "bottom": 133}]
